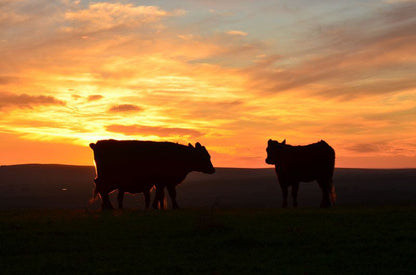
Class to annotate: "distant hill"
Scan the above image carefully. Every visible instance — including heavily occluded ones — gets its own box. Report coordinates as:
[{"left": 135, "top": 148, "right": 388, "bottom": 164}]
[{"left": 0, "top": 164, "right": 415, "bottom": 209}]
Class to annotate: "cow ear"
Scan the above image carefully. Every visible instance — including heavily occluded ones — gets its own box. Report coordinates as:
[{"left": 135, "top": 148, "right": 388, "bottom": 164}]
[
  {"left": 268, "top": 139, "right": 273, "bottom": 146},
  {"left": 195, "top": 142, "right": 202, "bottom": 148},
  {"left": 282, "top": 139, "right": 286, "bottom": 145},
  {"left": 89, "top": 143, "right": 96, "bottom": 149},
  {"left": 188, "top": 143, "right": 194, "bottom": 149}
]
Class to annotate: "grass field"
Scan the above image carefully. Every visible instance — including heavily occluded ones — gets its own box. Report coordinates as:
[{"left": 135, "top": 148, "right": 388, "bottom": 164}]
[{"left": 1, "top": 206, "right": 415, "bottom": 274}]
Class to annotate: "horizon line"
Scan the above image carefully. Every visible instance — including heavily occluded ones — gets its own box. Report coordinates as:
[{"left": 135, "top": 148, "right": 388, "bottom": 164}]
[{"left": 1, "top": 163, "right": 416, "bottom": 170}]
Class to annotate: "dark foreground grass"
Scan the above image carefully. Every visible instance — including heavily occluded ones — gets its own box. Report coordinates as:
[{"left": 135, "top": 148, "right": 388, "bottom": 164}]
[{"left": 0, "top": 206, "right": 415, "bottom": 274}]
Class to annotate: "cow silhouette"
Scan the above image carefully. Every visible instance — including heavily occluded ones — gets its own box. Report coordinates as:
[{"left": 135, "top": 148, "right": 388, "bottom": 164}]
[
  {"left": 90, "top": 140, "right": 215, "bottom": 210},
  {"left": 265, "top": 139, "right": 336, "bottom": 208}
]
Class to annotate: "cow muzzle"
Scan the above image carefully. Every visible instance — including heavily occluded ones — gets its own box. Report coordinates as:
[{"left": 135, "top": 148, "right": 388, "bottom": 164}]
[
  {"left": 265, "top": 158, "right": 274, "bottom": 165},
  {"left": 207, "top": 167, "right": 216, "bottom": 174}
]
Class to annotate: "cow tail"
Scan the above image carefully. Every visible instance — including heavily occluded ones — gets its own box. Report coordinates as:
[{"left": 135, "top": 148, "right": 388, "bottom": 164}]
[
  {"left": 329, "top": 150, "right": 336, "bottom": 205},
  {"left": 329, "top": 179, "right": 336, "bottom": 205}
]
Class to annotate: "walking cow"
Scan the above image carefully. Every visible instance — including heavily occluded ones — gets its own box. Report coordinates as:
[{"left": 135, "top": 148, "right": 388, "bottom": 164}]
[
  {"left": 265, "top": 139, "right": 336, "bottom": 208},
  {"left": 90, "top": 140, "right": 215, "bottom": 210}
]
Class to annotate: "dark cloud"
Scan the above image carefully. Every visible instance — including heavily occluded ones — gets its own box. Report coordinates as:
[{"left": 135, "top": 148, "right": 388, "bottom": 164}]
[
  {"left": 345, "top": 143, "right": 387, "bottom": 153},
  {"left": 106, "top": 124, "right": 203, "bottom": 138},
  {"left": 0, "top": 93, "right": 65, "bottom": 110},
  {"left": 0, "top": 76, "right": 21, "bottom": 85},
  {"left": 71, "top": 94, "right": 82, "bottom": 100},
  {"left": 87, "top": 94, "right": 103, "bottom": 101},
  {"left": 364, "top": 106, "right": 416, "bottom": 122},
  {"left": 108, "top": 104, "right": 143, "bottom": 112}
]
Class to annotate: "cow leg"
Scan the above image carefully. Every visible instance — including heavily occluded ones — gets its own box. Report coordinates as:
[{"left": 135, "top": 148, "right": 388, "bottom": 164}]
[
  {"left": 167, "top": 185, "right": 179, "bottom": 209},
  {"left": 144, "top": 190, "right": 150, "bottom": 209},
  {"left": 280, "top": 183, "right": 288, "bottom": 208},
  {"left": 117, "top": 190, "right": 124, "bottom": 209},
  {"left": 159, "top": 188, "right": 165, "bottom": 210},
  {"left": 292, "top": 182, "right": 299, "bottom": 208},
  {"left": 318, "top": 179, "right": 331, "bottom": 208},
  {"left": 100, "top": 193, "right": 113, "bottom": 210},
  {"left": 153, "top": 186, "right": 165, "bottom": 210}
]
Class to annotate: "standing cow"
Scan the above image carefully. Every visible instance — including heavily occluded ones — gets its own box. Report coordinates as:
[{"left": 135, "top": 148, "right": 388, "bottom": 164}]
[
  {"left": 90, "top": 140, "right": 215, "bottom": 210},
  {"left": 265, "top": 139, "right": 336, "bottom": 208}
]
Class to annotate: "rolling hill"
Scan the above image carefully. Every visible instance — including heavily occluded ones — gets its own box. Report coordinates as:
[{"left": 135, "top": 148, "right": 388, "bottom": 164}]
[{"left": 0, "top": 164, "right": 415, "bottom": 209}]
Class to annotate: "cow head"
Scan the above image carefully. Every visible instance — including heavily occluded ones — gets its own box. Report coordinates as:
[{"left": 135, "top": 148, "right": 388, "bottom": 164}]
[
  {"left": 188, "top": 142, "right": 215, "bottom": 174},
  {"left": 265, "top": 139, "right": 286, "bottom": 165}
]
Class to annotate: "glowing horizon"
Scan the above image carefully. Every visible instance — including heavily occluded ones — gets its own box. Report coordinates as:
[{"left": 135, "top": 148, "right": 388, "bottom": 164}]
[{"left": 1, "top": 0, "right": 415, "bottom": 168}]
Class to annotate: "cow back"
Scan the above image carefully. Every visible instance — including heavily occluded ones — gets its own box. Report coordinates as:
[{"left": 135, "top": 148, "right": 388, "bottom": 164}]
[
  {"left": 92, "top": 140, "right": 193, "bottom": 180},
  {"left": 274, "top": 141, "right": 335, "bottom": 182}
]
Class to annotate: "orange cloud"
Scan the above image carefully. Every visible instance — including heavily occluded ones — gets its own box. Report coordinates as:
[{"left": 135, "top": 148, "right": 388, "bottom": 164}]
[
  {"left": 0, "top": 93, "right": 65, "bottom": 110},
  {"left": 108, "top": 104, "right": 143, "bottom": 113},
  {"left": 64, "top": 3, "right": 185, "bottom": 32},
  {"left": 226, "top": 30, "right": 248, "bottom": 36},
  {"left": 87, "top": 95, "right": 103, "bottom": 101},
  {"left": 106, "top": 124, "right": 203, "bottom": 138}
]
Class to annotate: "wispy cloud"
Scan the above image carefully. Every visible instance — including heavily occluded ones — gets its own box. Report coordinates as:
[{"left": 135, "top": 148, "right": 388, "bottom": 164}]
[
  {"left": 226, "top": 30, "right": 248, "bottom": 36},
  {"left": 0, "top": 93, "right": 65, "bottom": 110},
  {"left": 345, "top": 143, "right": 387, "bottom": 153},
  {"left": 64, "top": 3, "right": 185, "bottom": 32},
  {"left": 108, "top": 104, "right": 143, "bottom": 113},
  {"left": 106, "top": 124, "right": 203, "bottom": 138},
  {"left": 87, "top": 95, "right": 103, "bottom": 101}
]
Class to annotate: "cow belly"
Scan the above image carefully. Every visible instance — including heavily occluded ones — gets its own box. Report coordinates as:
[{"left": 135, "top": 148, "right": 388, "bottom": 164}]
[
  {"left": 281, "top": 162, "right": 332, "bottom": 182},
  {"left": 121, "top": 184, "right": 152, "bottom": 194},
  {"left": 117, "top": 178, "right": 153, "bottom": 193},
  {"left": 120, "top": 172, "right": 187, "bottom": 191}
]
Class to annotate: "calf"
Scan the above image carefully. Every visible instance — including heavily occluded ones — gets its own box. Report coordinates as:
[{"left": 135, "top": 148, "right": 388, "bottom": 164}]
[{"left": 266, "top": 139, "right": 336, "bottom": 208}]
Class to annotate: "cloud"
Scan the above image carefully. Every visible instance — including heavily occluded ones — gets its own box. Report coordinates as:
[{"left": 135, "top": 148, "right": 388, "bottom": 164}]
[
  {"left": 64, "top": 3, "right": 185, "bottom": 32},
  {"left": 226, "top": 30, "right": 248, "bottom": 36},
  {"left": 106, "top": 124, "right": 203, "bottom": 138},
  {"left": 241, "top": 2, "right": 416, "bottom": 98},
  {"left": 87, "top": 95, "right": 103, "bottom": 101},
  {"left": 0, "top": 93, "right": 65, "bottom": 110},
  {"left": 385, "top": 0, "right": 416, "bottom": 4},
  {"left": 0, "top": 76, "right": 21, "bottom": 84},
  {"left": 108, "top": 104, "right": 143, "bottom": 112},
  {"left": 365, "top": 106, "right": 416, "bottom": 122},
  {"left": 345, "top": 143, "right": 387, "bottom": 153}
]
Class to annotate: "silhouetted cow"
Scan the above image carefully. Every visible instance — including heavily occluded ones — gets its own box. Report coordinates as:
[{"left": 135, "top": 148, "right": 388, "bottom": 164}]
[
  {"left": 89, "top": 140, "right": 215, "bottom": 210},
  {"left": 265, "top": 139, "right": 336, "bottom": 208}
]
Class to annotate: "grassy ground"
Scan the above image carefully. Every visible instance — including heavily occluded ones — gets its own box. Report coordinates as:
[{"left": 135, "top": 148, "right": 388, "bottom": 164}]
[{"left": 0, "top": 206, "right": 415, "bottom": 274}]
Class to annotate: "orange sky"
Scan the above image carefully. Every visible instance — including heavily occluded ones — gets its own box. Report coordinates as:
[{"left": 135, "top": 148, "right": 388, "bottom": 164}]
[{"left": 1, "top": 0, "right": 415, "bottom": 168}]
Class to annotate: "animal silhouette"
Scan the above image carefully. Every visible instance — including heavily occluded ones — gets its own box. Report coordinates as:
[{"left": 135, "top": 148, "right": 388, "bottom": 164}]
[
  {"left": 90, "top": 140, "right": 215, "bottom": 210},
  {"left": 266, "top": 139, "right": 336, "bottom": 208}
]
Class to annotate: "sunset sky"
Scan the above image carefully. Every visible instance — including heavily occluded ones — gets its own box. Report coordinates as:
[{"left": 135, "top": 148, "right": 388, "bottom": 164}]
[{"left": 1, "top": 0, "right": 415, "bottom": 168}]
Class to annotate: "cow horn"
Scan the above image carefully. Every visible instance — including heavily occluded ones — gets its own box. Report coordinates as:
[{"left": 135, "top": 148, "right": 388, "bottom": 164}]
[
  {"left": 188, "top": 143, "right": 194, "bottom": 148},
  {"left": 282, "top": 139, "right": 286, "bottom": 145}
]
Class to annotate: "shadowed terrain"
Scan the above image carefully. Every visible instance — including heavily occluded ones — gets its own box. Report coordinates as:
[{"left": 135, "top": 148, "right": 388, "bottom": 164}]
[
  {"left": 0, "top": 164, "right": 415, "bottom": 274},
  {"left": 0, "top": 164, "right": 415, "bottom": 209},
  {"left": 0, "top": 207, "right": 415, "bottom": 274}
]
